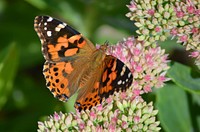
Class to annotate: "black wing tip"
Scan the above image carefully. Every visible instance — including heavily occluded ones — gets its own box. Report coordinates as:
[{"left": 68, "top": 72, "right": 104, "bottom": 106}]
[
  {"left": 34, "top": 15, "right": 49, "bottom": 20},
  {"left": 34, "top": 15, "right": 52, "bottom": 25}
]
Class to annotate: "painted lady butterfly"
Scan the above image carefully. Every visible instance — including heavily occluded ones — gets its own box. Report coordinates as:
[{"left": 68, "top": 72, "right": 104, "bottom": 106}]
[{"left": 34, "top": 16, "right": 133, "bottom": 111}]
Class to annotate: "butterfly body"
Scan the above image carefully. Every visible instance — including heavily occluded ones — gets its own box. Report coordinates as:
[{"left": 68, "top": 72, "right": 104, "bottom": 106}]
[{"left": 34, "top": 16, "right": 133, "bottom": 111}]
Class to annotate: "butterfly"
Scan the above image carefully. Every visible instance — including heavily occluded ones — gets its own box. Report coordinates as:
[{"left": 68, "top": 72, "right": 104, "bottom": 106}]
[{"left": 34, "top": 16, "right": 133, "bottom": 111}]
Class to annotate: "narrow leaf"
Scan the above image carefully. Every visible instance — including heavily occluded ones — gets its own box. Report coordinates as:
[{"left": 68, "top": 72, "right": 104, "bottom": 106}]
[{"left": 0, "top": 43, "right": 19, "bottom": 109}]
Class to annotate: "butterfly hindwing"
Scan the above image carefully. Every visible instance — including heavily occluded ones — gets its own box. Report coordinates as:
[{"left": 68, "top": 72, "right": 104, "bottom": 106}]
[
  {"left": 75, "top": 56, "right": 133, "bottom": 111},
  {"left": 43, "top": 61, "right": 75, "bottom": 101}
]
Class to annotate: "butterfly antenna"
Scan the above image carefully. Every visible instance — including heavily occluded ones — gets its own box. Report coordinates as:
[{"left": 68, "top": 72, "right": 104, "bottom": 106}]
[{"left": 104, "top": 40, "right": 109, "bottom": 46}]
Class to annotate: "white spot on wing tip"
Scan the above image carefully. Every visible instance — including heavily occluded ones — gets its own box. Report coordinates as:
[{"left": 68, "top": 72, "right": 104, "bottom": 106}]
[
  {"left": 63, "top": 22, "right": 67, "bottom": 26},
  {"left": 117, "top": 80, "right": 122, "bottom": 85},
  {"left": 120, "top": 65, "right": 127, "bottom": 76},
  {"left": 128, "top": 73, "right": 132, "bottom": 78},
  {"left": 40, "top": 39, "right": 44, "bottom": 44},
  {"left": 55, "top": 24, "right": 66, "bottom": 32},
  {"left": 47, "top": 31, "right": 52, "bottom": 37},
  {"left": 55, "top": 27, "right": 61, "bottom": 32},
  {"left": 47, "top": 17, "right": 53, "bottom": 22}
]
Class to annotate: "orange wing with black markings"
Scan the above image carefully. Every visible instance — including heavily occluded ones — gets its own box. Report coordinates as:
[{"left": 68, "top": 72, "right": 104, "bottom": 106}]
[
  {"left": 34, "top": 16, "right": 95, "bottom": 62},
  {"left": 34, "top": 16, "right": 133, "bottom": 111},
  {"left": 34, "top": 16, "right": 96, "bottom": 101},
  {"left": 75, "top": 56, "right": 133, "bottom": 111}
]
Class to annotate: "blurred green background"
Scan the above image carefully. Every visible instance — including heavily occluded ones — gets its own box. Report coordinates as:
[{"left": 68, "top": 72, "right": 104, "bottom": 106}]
[{"left": 0, "top": 0, "right": 199, "bottom": 131}]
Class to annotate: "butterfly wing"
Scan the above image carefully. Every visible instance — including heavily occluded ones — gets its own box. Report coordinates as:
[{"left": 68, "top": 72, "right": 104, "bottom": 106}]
[
  {"left": 34, "top": 16, "right": 133, "bottom": 111},
  {"left": 75, "top": 55, "right": 133, "bottom": 111},
  {"left": 99, "top": 56, "right": 133, "bottom": 98},
  {"left": 34, "top": 16, "right": 96, "bottom": 101},
  {"left": 34, "top": 16, "right": 95, "bottom": 62}
]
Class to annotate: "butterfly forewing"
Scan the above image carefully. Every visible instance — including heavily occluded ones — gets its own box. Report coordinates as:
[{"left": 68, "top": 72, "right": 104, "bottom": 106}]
[
  {"left": 34, "top": 16, "right": 95, "bottom": 62},
  {"left": 34, "top": 16, "right": 96, "bottom": 101},
  {"left": 100, "top": 57, "right": 133, "bottom": 97}
]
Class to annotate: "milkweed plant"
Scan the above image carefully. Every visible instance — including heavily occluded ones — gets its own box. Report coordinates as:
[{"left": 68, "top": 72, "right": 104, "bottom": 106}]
[{"left": 38, "top": 0, "right": 200, "bottom": 131}]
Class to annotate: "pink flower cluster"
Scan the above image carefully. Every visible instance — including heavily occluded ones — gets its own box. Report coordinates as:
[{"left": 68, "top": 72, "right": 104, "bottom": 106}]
[
  {"left": 38, "top": 92, "right": 160, "bottom": 132},
  {"left": 173, "top": 0, "right": 200, "bottom": 50},
  {"left": 126, "top": 0, "right": 200, "bottom": 67}
]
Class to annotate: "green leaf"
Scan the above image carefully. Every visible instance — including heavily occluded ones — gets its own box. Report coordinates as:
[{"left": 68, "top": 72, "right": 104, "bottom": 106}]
[
  {"left": 0, "top": 43, "right": 19, "bottom": 109},
  {"left": 156, "top": 84, "right": 192, "bottom": 132},
  {"left": 64, "top": 92, "right": 77, "bottom": 113},
  {"left": 25, "top": 0, "right": 47, "bottom": 10},
  {"left": 167, "top": 62, "right": 200, "bottom": 94},
  {"left": 191, "top": 94, "right": 200, "bottom": 131}
]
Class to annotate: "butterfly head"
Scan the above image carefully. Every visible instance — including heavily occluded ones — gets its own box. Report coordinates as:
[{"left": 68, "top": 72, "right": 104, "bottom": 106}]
[
  {"left": 94, "top": 41, "right": 110, "bottom": 63},
  {"left": 99, "top": 44, "right": 108, "bottom": 53}
]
